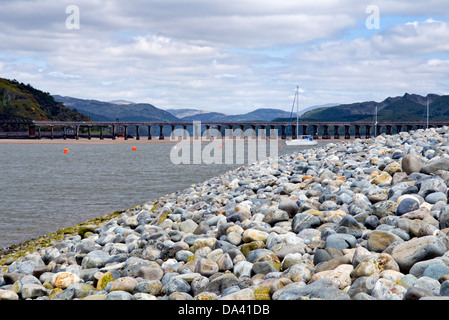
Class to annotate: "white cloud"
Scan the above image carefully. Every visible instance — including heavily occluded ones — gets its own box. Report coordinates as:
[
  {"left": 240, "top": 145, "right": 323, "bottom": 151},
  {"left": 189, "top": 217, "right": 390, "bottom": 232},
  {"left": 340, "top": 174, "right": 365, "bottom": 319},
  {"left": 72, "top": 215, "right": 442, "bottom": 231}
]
[{"left": 0, "top": 0, "right": 448, "bottom": 114}]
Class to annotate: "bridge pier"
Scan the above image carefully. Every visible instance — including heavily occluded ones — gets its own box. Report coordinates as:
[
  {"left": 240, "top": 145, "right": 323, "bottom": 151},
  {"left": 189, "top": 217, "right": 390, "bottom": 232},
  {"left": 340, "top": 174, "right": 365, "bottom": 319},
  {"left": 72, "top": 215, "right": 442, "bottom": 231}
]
[
  {"left": 171, "top": 125, "right": 176, "bottom": 140},
  {"left": 240, "top": 125, "right": 245, "bottom": 139},
  {"left": 281, "top": 125, "right": 286, "bottom": 140},
  {"left": 194, "top": 122, "right": 201, "bottom": 140},
  {"left": 312, "top": 125, "right": 319, "bottom": 140},
  {"left": 365, "top": 125, "right": 371, "bottom": 139},
  {"left": 159, "top": 125, "right": 164, "bottom": 140},
  {"left": 302, "top": 125, "right": 308, "bottom": 137},
  {"left": 291, "top": 125, "right": 297, "bottom": 139},
  {"left": 122, "top": 125, "right": 127, "bottom": 140},
  {"left": 28, "top": 125, "right": 36, "bottom": 139},
  {"left": 206, "top": 125, "right": 211, "bottom": 140},
  {"left": 344, "top": 125, "right": 350, "bottom": 139},
  {"left": 355, "top": 125, "right": 361, "bottom": 139},
  {"left": 88, "top": 126, "right": 91, "bottom": 140},
  {"left": 261, "top": 125, "right": 266, "bottom": 139},
  {"left": 322, "top": 125, "right": 330, "bottom": 139},
  {"left": 228, "top": 125, "right": 234, "bottom": 139},
  {"left": 333, "top": 125, "right": 340, "bottom": 139},
  {"left": 147, "top": 125, "right": 152, "bottom": 140},
  {"left": 136, "top": 125, "right": 140, "bottom": 140},
  {"left": 100, "top": 126, "right": 104, "bottom": 140}
]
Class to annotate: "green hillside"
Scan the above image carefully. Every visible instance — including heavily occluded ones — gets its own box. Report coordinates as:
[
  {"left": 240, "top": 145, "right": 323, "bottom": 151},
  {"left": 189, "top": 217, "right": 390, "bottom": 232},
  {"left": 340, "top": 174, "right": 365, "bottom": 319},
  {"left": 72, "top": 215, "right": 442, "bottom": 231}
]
[
  {"left": 0, "top": 78, "right": 90, "bottom": 122},
  {"left": 300, "top": 93, "right": 449, "bottom": 122}
]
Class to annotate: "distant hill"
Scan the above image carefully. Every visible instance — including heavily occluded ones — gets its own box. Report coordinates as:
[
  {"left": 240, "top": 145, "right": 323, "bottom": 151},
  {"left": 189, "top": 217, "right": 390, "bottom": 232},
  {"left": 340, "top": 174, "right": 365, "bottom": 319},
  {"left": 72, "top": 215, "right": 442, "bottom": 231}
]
[
  {"left": 0, "top": 78, "right": 90, "bottom": 122},
  {"left": 273, "top": 103, "right": 340, "bottom": 122},
  {"left": 167, "top": 108, "right": 292, "bottom": 122},
  {"left": 165, "top": 108, "right": 222, "bottom": 119},
  {"left": 298, "top": 103, "right": 339, "bottom": 116},
  {"left": 301, "top": 93, "right": 447, "bottom": 122},
  {"left": 53, "top": 95, "right": 179, "bottom": 122},
  {"left": 108, "top": 100, "right": 135, "bottom": 105}
]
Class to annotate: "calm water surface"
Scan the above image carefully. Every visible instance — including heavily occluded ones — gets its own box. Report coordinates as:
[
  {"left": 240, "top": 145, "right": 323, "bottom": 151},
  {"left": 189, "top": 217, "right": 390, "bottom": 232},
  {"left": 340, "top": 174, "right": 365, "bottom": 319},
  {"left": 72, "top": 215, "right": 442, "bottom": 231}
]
[{"left": 0, "top": 140, "right": 325, "bottom": 248}]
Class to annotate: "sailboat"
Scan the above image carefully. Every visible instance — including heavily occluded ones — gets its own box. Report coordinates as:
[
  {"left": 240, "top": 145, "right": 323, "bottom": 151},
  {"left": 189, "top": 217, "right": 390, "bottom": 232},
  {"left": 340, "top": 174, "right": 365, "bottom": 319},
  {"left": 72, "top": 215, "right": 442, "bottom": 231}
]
[{"left": 285, "top": 86, "right": 318, "bottom": 146}]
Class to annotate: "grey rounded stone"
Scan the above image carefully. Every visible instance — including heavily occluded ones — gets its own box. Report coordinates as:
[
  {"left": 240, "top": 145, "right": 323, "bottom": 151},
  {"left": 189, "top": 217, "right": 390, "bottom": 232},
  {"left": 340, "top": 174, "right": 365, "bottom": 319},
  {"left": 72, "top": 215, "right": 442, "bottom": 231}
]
[
  {"left": 276, "top": 278, "right": 350, "bottom": 300},
  {"left": 278, "top": 199, "right": 299, "bottom": 218},
  {"left": 391, "top": 236, "right": 447, "bottom": 272},
  {"left": 324, "top": 233, "right": 357, "bottom": 251},
  {"left": 106, "top": 290, "right": 134, "bottom": 300},
  {"left": 401, "top": 154, "right": 425, "bottom": 175},
  {"left": 292, "top": 213, "right": 321, "bottom": 233},
  {"left": 396, "top": 198, "right": 420, "bottom": 216},
  {"left": 422, "top": 264, "right": 449, "bottom": 281}
]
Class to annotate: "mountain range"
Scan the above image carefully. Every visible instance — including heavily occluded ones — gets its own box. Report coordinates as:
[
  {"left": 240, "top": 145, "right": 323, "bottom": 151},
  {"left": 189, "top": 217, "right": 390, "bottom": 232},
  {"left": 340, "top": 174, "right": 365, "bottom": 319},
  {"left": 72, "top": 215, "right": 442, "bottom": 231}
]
[
  {"left": 53, "top": 96, "right": 296, "bottom": 123},
  {"left": 53, "top": 95, "right": 179, "bottom": 122},
  {"left": 1, "top": 77, "right": 449, "bottom": 125}
]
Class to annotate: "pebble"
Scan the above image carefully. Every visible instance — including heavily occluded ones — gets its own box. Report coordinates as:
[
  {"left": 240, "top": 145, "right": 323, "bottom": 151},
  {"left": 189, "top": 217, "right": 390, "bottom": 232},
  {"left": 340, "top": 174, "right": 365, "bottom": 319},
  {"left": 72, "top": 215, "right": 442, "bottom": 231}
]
[{"left": 3, "top": 127, "right": 449, "bottom": 300}]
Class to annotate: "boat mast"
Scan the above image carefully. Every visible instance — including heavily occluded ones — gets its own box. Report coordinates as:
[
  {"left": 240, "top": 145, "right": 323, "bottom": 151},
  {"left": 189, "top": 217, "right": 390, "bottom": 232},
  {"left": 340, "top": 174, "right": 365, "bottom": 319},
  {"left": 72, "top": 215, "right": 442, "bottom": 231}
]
[{"left": 296, "top": 86, "right": 299, "bottom": 137}]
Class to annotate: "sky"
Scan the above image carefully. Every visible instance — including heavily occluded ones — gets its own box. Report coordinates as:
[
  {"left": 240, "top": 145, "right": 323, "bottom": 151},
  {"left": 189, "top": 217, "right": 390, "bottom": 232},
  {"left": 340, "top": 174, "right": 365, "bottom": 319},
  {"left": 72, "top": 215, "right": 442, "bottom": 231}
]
[{"left": 0, "top": 0, "right": 449, "bottom": 114}]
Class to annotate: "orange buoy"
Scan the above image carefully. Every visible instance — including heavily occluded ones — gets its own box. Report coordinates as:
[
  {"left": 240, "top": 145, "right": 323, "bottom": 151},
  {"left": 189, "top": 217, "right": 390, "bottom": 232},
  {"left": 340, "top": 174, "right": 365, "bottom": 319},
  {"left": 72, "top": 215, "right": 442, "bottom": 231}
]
[
  {"left": 132, "top": 146, "right": 137, "bottom": 151},
  {"left": 219, "top": 145, "right": 223, "bottom": 149},
  {"left": 64, "top": 148, "right": 69, "bottom": 154}
]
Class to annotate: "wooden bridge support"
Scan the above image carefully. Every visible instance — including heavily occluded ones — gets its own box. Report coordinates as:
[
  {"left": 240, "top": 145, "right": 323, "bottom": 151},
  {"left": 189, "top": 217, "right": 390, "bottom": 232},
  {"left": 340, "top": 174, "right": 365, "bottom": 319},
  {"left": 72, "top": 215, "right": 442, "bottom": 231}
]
[
  {"left": 292, "top": 125, "right": 297, "bottom": 139},
  {"left": 333, "top": 125, "right": 340, "bottom": 139},
  {"left": 355, "top": 125, "right": 361, "bottom": 139},
  {"left": 322, "top": 125, "right": 330, "bottom": 139},
  {"left": 28, "top": 125, "right": 36, "bottom": 139},
  {"left": 159, "top": 125, "right": 164, "bottom": 140},
  {"left": 312, "top": 125, "right": 319, "bottom": 140},
  {"left": 302, "top": 125, "right": 308, "bottom": 137},
  {"left": 365, "top": 125, "right": 371, "bottom": 139},
  {"left": 281, "top": 125, "right": 286, "bottom": 140},
  {"left": 345, "top": 125, "right": 350, "bottom": 139}
]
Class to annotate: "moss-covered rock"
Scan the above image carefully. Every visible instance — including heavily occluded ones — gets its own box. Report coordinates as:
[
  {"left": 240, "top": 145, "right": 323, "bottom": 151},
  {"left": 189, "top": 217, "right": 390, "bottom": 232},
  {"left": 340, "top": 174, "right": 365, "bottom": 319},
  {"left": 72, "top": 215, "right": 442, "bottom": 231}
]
[
  {"left": 96, "top": 272, "right": 116, "bottom": 291},
  {"left": 254, "top": 287, "right": 271, "bottom": 300}
]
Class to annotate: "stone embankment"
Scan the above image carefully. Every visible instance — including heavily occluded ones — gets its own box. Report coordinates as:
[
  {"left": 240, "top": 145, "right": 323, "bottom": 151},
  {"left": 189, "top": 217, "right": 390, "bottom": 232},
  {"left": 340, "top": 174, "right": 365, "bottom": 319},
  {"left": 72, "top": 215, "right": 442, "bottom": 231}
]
[{"left": 2, "top": 128, "right": 449, "bottom": 300}]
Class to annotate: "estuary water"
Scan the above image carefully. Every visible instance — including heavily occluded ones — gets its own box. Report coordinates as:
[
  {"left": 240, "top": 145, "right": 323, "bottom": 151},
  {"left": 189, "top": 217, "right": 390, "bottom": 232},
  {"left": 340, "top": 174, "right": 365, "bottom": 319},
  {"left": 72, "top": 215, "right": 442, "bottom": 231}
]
[{"left": 0, "top": 139, "right": 326, "bottom": 249}]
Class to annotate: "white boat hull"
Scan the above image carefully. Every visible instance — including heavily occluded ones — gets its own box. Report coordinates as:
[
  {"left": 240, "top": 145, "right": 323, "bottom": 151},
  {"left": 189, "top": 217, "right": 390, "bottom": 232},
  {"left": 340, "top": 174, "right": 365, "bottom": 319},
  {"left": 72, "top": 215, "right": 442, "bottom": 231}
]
[{"left": 285, "top": 139, "right": 318, "bottom": 146}]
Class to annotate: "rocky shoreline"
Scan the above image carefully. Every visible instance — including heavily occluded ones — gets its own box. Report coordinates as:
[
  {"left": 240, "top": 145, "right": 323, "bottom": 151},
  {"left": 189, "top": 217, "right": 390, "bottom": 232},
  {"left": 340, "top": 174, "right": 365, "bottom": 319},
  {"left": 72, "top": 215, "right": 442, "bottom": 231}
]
[{"left": 2, "top": 128, "right": 449, "bottom": 300}]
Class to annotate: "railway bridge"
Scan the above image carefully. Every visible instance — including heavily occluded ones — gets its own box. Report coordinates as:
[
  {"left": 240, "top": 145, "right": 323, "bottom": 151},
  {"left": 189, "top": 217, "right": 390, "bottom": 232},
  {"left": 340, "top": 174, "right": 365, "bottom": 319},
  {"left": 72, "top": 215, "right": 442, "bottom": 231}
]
[{"left": 1, "top": 120, "right": 448, "bottom": 140}]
